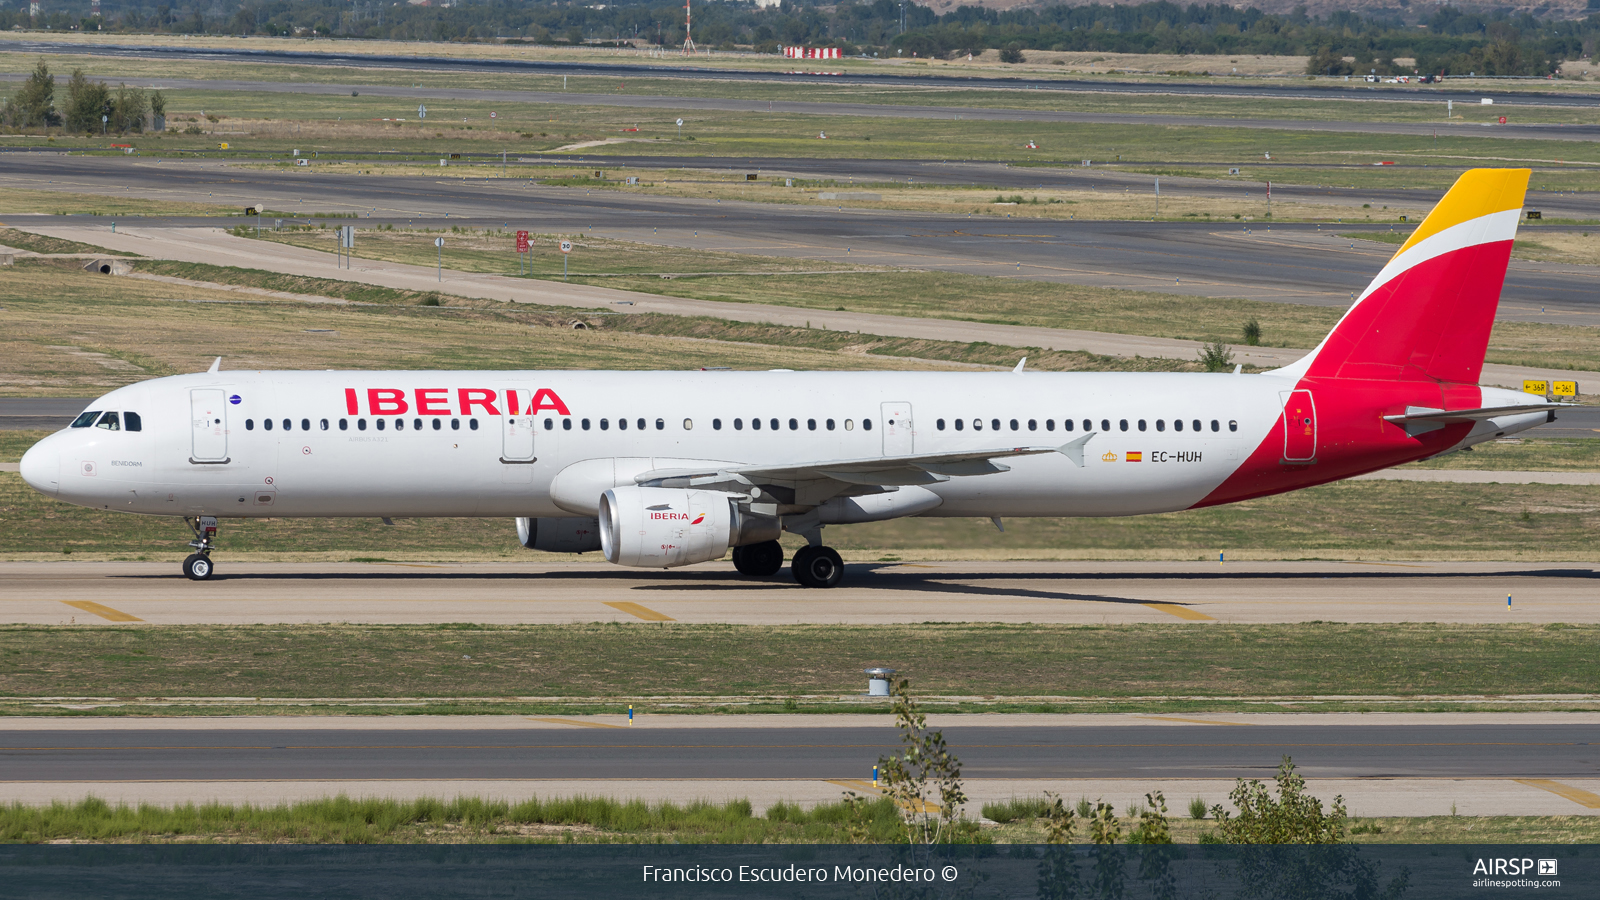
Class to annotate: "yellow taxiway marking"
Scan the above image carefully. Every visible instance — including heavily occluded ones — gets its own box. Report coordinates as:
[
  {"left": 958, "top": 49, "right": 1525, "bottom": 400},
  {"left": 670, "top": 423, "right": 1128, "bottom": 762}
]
[
  {"left": 1137, "top": 716, "right": 1255, "bottom": 727},
  {"left": 828, "top": 778, "right": 881, "bottom": 793},
  {"left": 363, "top": 562, "right": 449, "bottom": 569},
  {"left": 1143, "top": 603, "right": 1214, "bottom": 621},
  {"left": 60, "top": 600, "right": 142, "bottom": 622},
  {"left": 1515, "top": 779, "right": 1600, "bottom": 809},
  {"left": 527, "top": 717, "right": 626, "bottom": 729},
  {"left": 604, "top": 601, "right": 675, "bottom": 622},
  {"left": 1341, "top": 561, "right": 1432, "bottom": 568}
]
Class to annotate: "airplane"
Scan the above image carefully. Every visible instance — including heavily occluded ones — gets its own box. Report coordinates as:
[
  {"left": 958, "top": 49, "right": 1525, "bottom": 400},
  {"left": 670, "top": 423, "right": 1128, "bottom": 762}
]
[{"left": 17, "top": 168, "right": 1562, "bottom": 586}]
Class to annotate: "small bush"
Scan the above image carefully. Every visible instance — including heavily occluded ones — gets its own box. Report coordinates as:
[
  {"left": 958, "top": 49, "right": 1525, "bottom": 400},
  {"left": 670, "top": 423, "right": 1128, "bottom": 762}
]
[
  {"left": 1198, "top": 339, "right": 1235, "bottom": 372},
  {"left": 981, "top": 797, "right": 1052, "bottom": 823},
  {"left": 999, "top": 44, "right": 1026, "bottom": 64},
  {"left": 1242, "top": 317, "right": 1261, "bottom": 346},
  {"left": 1189, "top": 796, "right": 1209, "bottom": 820}
]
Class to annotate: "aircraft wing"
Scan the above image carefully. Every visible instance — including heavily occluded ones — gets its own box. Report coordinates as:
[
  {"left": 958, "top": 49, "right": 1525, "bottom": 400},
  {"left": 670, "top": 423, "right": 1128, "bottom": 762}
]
[{"left": 636, "top": 433, "right": 1095, "bottom": 493}]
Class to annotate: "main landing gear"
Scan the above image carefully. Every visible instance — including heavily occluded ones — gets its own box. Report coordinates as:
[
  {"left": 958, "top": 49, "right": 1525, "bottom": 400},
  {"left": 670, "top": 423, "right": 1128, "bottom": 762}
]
[
  {"left": 182, "top": 516, "right": 218, "bottom": 581},
  {"left": 730, "top": 540, "right": 844, "bottom": 587}
]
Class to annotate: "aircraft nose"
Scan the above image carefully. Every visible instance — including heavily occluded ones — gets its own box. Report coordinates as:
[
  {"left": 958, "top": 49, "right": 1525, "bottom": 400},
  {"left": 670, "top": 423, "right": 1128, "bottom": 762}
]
[{"left": 18, "top": 440, "right": 58, "bottom": 495}]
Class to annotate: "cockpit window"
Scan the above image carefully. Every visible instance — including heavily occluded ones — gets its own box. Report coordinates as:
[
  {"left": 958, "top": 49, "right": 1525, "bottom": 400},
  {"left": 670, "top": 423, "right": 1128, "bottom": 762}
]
[
  {"left": 70, "top": 411, "right": 100, "bottom": 428},
  {"left": 95, "top": 411, "right": 120, "bottom": 431},
  {"left": 123, "top": 411, "right": 142, "bottom": 432}
]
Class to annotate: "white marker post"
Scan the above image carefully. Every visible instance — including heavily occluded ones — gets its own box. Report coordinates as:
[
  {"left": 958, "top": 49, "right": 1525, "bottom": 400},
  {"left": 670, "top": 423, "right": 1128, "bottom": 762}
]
[
  {"left": 560, "top": 239, "right": 572, "bottom": 281},
  {"left": 677, "top": 117, "right": 683, "bottom": 139},
  {"left": 435, "top": 236, "right": 444, "bottom": 282}
]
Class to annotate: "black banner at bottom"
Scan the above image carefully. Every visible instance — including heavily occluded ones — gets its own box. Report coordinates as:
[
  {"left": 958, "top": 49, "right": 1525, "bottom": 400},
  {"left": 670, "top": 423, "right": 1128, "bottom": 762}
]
[{"left": 2, "top": 843, "right": 1595, "bottom": 898}]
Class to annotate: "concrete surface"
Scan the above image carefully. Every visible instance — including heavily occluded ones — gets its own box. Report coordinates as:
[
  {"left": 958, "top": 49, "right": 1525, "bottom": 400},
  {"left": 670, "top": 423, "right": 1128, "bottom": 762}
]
[{"left": 4, "top": 560, "right": 1598, "bottom": 625}]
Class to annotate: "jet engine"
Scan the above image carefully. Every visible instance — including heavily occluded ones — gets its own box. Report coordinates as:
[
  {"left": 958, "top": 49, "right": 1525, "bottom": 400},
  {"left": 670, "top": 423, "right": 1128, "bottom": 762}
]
[
  {"left": 598, "top": 485, "right": 778, "bottom": 568},
  {"left": 516, "top": 516, "right": 603, "bottom": 553}
]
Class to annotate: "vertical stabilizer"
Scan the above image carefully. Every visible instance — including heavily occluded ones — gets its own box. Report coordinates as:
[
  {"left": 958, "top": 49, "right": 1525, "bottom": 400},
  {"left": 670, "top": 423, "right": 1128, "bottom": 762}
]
[{"left": 1273, "top": 168, "right": 1529, "bottom": 385}]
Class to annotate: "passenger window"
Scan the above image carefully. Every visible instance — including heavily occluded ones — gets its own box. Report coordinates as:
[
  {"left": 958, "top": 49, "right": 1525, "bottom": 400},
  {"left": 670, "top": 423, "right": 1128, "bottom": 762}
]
[
  {"left": 357, "top": 419, "right": 367, "bottom": 431},
  {"left": 395, "top": 418, "right": 405, "bottom": 431},
  {"left": 845, "top": 419, "right": 855, "bottom": 431},
  {"left": 264, "top": 418, "right": 274, "bottom": 431},
  {"left": 544, "top": 418, "right": 554, "bottom": 430},
  {"left": 320, "top": 418, "right": 329, "bottom": 431},
  {"left": 864, "top": 419, "right": 873, "bottom": 431},
  {"left": 616, "top": 418, "right": 625, "bottom": 431},
  {"left": 991, "top": 419, "right": 1000, "bottom": 431},
  {"left": 562, "top": 419, "right": 572, "bottom": 431},
  {"left": 788, "top": 418, "right": 798, "bottom": 431},
  {"left": 656, "top": 418, "right": 665, "bottom": 430},
  {"left": 1061, "top": 419, "right": 1072, "bottom": 432},
  {"left": 302, "top": 419, "right": 312, "bottom": 431},
  {"left": 954, "top": 419, "right": 964, "bottom": 431},
  {"left": 600, "top": 418, "right": 610, "bottom": 431},
  {"left": 93, "top": 411, "right": 120, "bottom": 430},
  {"left": 1028, "top": 419, "right": 1037, "bottom": 431},
  {"left": 936, "top": 418, "right": 946, "bottom": 431},
  {"left": 752, "top": 418, "right": 761, "bottom": 431},
  {"left": 770, "top": 418, "right": 779, "bottom": 430},
  {"left": 713, "top": 418, "right": 723, "bottom": 430},
  {"left": 1156, "top": 420, "right": 1164, "bottom": 432},
  {"left": 1138, "top": 420, "right": 1147, "bottom": 432},
  {"left": 1173, "top": 419, "right": 1183, "bottom": 432},
  {"left": 1008, "top": 419, "right": 1018, "bottom": 431},
  {"left": 70, "top": 411, "right": 100, "bottom": 428},
  {"left": 434, "top": 418, "right": 443, "bottom": 430},
  {"left": 1229, "top": 420, "right": 1238, "bottom": 432},
  {"left": 1192, "top": 419, "right": 1201, "bottom": 432},
  {"left": 734, "top": 418, "right": 743, "bottom": 430},
  {"left": 972, "top": 418, "right": 982, "bottom": 431},
  {"left": 638, "top": 418, "right": 646, "bottom": 430},
  {"left": 376, "top": 419, "right": 385, "bottom": 431},
  {"left": 807, "top": 418, "right": 817, "bottom": 431},
  {"left": 339, "top": 418, "right": 348, "bottom": 431},
  {"left": 470, "top": 418, "right": 480, "bottom": 431},
  {"left": 1119, "top": 419, "right": 1129, "bottom": 432},
  {"left": 682, "top": 419, "right": 693, "bottom": 430},
  {"left": 413, "top": 418, "right": 422, "bottom": 431},
  {"left": 245, "top": 419, "right": 255, "bottom": 431},
  {"left": 452, "top": 418, "right": 462, "bottom": 430},
  {"left": 282, "top": 419, "right": 291, "bottom": 431},
  {"left": 123, "top": 411, "right": 142, "bottom": 432},
  {"left": 1211, "top": 419, "right": 1220, "bottom": 432},
  {"left": 826, "top": 419, "right": 835, "bottom": 430}
]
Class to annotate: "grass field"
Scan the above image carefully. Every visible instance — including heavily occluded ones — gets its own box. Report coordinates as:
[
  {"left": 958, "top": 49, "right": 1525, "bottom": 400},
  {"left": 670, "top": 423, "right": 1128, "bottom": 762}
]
[
  {"left": 4, "top": 794, "right": 1588, "bottom": 844},
  {"left": 1, "top": 623, "right": 1595, "bottom": 708}
]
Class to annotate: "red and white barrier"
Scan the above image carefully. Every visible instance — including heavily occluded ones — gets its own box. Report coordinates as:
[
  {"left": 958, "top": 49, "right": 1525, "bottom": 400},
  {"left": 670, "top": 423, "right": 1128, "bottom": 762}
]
[{"left": 784, "top": 46, "right": 841, "bottom": 58}]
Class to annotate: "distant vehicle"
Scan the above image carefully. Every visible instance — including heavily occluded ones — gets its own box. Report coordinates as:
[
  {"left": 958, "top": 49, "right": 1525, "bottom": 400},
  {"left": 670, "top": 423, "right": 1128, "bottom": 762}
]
[{"left": 19, "top": 170, "right": 1560, "bottom": 586}]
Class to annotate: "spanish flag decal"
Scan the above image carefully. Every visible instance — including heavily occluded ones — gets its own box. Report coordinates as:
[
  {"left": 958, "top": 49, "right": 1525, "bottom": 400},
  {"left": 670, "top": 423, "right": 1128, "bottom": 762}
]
[{"left": 1127, "top": 452, "right": 1143, "bottom": 462}]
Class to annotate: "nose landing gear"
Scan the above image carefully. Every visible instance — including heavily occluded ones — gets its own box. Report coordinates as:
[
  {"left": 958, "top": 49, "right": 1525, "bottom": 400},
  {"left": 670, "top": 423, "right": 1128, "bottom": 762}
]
[{"left": 182, "top": 516, "right": 218, "bottom": 581}]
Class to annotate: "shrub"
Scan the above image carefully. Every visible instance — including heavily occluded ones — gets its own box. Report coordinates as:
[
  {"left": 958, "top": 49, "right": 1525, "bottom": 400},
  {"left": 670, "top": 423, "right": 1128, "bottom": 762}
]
[
  {"left": 1198, "top": 339, "right": 1234, "bottom": 372},
  {"left": 1209, "top": 757, "right": 1348, "bottom": 844},
  {"left": 999, "top": 44, "right": 1026, "bottom": 64},
  {"left": 1189, "top": 796, "right": 1209, "bottom": 820},
  {"left": 1242, "top": 317, "right": 1262, "bottom": 346}
]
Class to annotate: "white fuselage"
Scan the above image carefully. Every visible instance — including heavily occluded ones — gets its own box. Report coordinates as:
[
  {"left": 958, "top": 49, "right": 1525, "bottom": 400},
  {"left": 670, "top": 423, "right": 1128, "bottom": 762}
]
[{"left": 23, "top": 369, "right": 1292, "bottom": 521}]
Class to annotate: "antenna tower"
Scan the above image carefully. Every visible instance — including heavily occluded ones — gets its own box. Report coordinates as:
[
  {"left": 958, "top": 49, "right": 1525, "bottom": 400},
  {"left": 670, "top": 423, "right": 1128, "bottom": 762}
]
[{"left": 681, "top": 0, "right": 696, "bottom": 54}]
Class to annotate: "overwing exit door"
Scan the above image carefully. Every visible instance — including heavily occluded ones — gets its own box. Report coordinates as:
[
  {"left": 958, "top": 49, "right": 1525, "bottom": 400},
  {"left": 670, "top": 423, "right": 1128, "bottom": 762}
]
[
  {"left": 189, "top": 388, "right": 229, "bottom": 463},
  {"left": 501, "top": 387, "right": 536, "bottom": 463},
  {"left": 1281, "top": 390, "right": 1317, "bottom": 462},
  {"left": 881, "top": 402, "right": 914, "bottom": 456}
]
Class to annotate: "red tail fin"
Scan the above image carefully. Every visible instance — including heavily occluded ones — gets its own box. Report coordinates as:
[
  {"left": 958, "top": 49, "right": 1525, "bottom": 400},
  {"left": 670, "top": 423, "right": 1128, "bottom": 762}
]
[{"left": 1279, "top": 168, "right": 1529, "bottom": 385}]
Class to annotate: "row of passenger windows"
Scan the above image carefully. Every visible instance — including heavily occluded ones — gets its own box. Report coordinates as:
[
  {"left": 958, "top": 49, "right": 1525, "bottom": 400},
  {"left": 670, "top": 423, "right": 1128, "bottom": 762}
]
[
  {"left": 243, "top": 415, "right": 1239, "bottom": 435},
  {"left": 70, "top": 410, "right": 142, "bottom": 432},
  {"left": 246, "top": 417, "right": 481, "bottom": 432},
  {"left": 936, "top": 417, "right": 1238, "bottom": 434}
]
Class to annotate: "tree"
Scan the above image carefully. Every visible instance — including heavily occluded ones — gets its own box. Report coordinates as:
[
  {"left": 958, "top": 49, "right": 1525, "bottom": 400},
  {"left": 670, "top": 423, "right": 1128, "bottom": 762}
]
[
  {"left": 1198, "top": 339, "right": 1234, "bottom": 372},
  {"left": 875, "top": 677, "right": 970, "bottom": 844},
  {"left": 999, "top": 42, "right": 1026, "bottom": 63},
  {"left": 63, "top": 69, "right": 111, "bottom": 134},
  {"left": 4, "top": 59, "right": 57, "bottom": 129},
  {"left": 1305, "top": 47, "right": 1352, "bottom": 76},
  {"left": 1210, "top": 756, "right": 1347, "bottom": 844}
]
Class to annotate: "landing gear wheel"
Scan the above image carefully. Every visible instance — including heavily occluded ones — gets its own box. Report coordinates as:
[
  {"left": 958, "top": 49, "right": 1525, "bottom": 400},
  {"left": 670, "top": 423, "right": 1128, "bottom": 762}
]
[
  {"left": 732, "top": 540, "right": 785, "bottom": 577},
  {"left": 791, "top": 545, "right": 844, "bottom": 588},
  {"left": 182, "top": 553, "right": 215, "bottom": 581}
]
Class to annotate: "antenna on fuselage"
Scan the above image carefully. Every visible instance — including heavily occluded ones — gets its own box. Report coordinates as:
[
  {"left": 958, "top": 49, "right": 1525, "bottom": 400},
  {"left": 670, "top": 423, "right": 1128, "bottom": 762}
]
[
  {"left": 207, "top": 357, "right": 221, "bottom": 374},
  {"left": 1013, "top": 357, "right": 1027, "bottom": 374}
]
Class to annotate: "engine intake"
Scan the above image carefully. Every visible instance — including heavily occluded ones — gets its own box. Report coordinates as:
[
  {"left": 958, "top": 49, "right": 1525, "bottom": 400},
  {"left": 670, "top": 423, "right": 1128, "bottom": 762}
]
[
  {"left": 516, "top": 517, "right": 603, "bottom": 553},
  {"left": 599, "top": 486, "right": 773, "bottom": 568}
]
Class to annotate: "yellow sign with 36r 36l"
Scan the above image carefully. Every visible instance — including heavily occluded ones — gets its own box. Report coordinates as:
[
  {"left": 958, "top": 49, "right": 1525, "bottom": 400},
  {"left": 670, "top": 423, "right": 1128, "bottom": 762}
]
[{"left": 1524, "top": 380, "right": 1577, "bottom": 398}]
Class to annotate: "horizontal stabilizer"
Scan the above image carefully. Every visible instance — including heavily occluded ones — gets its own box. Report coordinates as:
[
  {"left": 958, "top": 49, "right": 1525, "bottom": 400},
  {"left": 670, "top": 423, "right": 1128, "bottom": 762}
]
[{"left": 1383, "top": 403, "right": 1563, "bottom": 437}]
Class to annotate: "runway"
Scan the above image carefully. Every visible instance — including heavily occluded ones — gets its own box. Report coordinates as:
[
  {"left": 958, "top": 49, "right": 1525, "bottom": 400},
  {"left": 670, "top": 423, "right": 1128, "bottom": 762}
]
[
  {"left": 8, "top": 39, "right": 1600, "bottom": 110},
  {"left": 8, "top": 157, "right": 1600, "bottom": 322},
  {"left": 3, "top": 714, "right": 1598, "bottom": 816},
  {"left": 5, "top": 560, "right": 1600, "bottom": 625}
]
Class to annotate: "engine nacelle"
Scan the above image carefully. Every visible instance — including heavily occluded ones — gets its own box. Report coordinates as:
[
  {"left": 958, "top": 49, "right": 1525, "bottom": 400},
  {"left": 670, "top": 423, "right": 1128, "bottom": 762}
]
[
  {"left": 516, "top": 517, "right": 603, "bottom": 553},
  {"left": 599, "top": 485, "right": 744, "bottom": 568}
]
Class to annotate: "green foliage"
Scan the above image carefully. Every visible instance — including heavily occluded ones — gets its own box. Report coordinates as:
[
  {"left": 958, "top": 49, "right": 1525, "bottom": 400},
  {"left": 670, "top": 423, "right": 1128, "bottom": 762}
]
[
  {"left": 999, "top": 44, "right": 1026, "bottom": 64},
  {"left": 63, "top": 69, "right": 111, "bottom": 134},
  {"left": 875, "top": 677, "right": 971, "bottom": 844},
  {"left": 1198, "top": 339, "right": 1235, "bottom": 372},
  {"left": 1210, "top": 757, "right": 1349, "bottom": 844},
  {"left": 1243, "top": 317, "right": 1262, "bottom": 346},
  {"left": 1128, "top": 791, "right": 1173, "bottom": 844},
  {"left": 1042, "top": 792, "right": 1076, "bottom": 844},
  {"left": 3, "top": 59, "right": 57, "bottom": 129},
  {"left": 1188, "top": 796, "right": 1209, "bottom": 820},
  {"left": 982, "top": 796, "right": 1054, "bottom": 824},
  {"left": 1088, "top": 800, "right": 1121, "bottom": 844}
]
